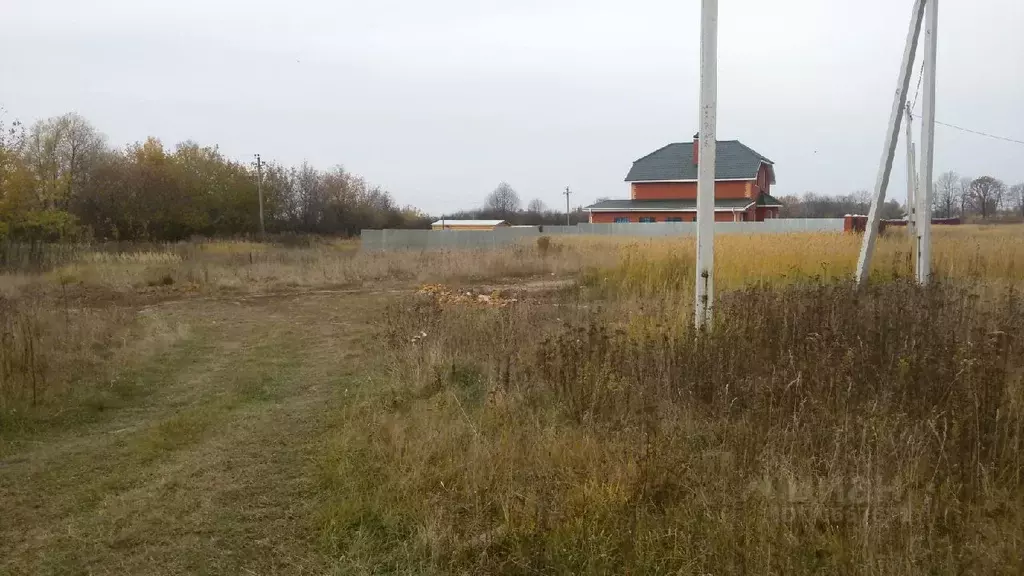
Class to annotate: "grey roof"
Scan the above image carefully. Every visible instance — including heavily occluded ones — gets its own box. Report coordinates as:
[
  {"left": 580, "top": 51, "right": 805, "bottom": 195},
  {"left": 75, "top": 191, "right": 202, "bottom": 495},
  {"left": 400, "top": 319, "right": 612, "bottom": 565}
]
[
  {"left": 625, "top": 141, "right": 775, "bottom": 183},
  {"left": 755, "top": 192, "right": 784, "bottom": 207},
  {"left": 586, "top": 199, "right": 755, "bottom": 211}
]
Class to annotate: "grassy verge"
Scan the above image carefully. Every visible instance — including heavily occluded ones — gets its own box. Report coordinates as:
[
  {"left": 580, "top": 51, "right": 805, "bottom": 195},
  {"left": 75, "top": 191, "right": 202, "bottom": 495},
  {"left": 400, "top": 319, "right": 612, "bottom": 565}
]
[
  {"left": 0, "top": 297, "right": 189, "bottom": 439},
  {"left": 0, "top": 292, "right": 382, "bottom": 574}
]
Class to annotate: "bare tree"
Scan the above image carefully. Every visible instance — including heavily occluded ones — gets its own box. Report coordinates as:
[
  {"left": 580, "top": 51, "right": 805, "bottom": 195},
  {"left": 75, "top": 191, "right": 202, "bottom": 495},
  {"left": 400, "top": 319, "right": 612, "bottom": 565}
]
[
  {"left": 957, "top": 176, "right": 973, "bottom": 218},
  {"left": 934, "top": 170, "right": 959, "bottom": 218},
  {"left": 851, "top": 189, "right": 871, "bottom": 208},
  {"left": 882, "top": 199, "right": 906, "bottom": 220},
  {"left": 22, "top": 113, "right": 104, "bottom": 210},
  {"left": 969, "top": 176, "right": 1005, "bottom": 219},
  {"left": 527, "top": 198, "right": 546, "bottom": 214},
  {"left": 1010, "top": 183, "right": 1024, "bottom": 220},
  {"left": 0, "top": 111, "right": 26, "bottom": 184},
  {"left": 484, "top": 182, "right": 520, "bottom": 214},
  {"left": 59, "top": 113, "right": 105, "bottom": 210},
  {"left": 779, "top": 190, "right": 893, "bottom": 218},
  {"left": 23, "top": 119, "right": 63, "bottom": 208},
  {"left": 296, "top": 162, "right": 327, "bottom": 231}
]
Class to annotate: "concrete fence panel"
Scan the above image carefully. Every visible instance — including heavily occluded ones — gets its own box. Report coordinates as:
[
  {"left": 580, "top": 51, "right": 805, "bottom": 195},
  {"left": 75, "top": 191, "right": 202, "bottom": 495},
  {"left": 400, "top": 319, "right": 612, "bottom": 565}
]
[{"left": 359, "top": 219, "right": 846, "bottom": 251}]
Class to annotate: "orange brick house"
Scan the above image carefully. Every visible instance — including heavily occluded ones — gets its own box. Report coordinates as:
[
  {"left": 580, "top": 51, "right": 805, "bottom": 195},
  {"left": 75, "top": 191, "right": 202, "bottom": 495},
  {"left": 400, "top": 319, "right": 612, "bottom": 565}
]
[{"left": 587, "top": 134, "right": 783, "bottom": 223}]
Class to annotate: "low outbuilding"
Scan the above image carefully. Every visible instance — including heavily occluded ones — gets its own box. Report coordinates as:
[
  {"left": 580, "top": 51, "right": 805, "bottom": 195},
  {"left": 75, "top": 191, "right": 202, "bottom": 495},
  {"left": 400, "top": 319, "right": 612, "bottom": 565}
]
[{"left": 431, "top": 219, "right": 509, "bottom": 231}]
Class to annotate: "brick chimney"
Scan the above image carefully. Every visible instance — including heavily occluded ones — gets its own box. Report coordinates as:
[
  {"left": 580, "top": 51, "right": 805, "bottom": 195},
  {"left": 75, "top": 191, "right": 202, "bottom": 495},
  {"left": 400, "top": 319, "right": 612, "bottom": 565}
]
[{"left": 692, "top": 132, "right": 700, "bottom": 164}]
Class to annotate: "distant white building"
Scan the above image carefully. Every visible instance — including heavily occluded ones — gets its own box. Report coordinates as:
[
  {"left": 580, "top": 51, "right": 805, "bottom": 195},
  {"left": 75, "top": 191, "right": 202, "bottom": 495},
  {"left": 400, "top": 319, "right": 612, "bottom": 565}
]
[{"left": 431, "top": 219, "right": 509, "bottom": 231}]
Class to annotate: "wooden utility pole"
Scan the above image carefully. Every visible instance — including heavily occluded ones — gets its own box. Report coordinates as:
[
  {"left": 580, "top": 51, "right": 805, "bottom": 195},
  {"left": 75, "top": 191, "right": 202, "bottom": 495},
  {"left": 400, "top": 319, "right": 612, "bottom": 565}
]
[
  {"left": 255, "top": 154, "right": 265, "bottom": 238},
  {"left": 855, "top": 0, "right": 927, "bottom": 287},
  {"left": 564, "top": 186, "right": 571, "bottom": 226},
  {"left": 695, "top": 0, "right": 718, "bottom": 329}
]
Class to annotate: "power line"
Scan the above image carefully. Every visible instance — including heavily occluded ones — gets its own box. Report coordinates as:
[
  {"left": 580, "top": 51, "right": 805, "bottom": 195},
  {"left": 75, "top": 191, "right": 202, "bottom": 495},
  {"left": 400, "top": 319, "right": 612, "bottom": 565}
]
[
  {"left": 934, "top": 121, "right": 1024, "bottom": 146},
  {"left": 906, "top": 58, "right": 1024, "bottom": 147},
  {"left": 909, "top": 58, "right": 926, "bottom": 114},
  {"left": 906, "top": 38, "right": 1021, "bottom": 146}
]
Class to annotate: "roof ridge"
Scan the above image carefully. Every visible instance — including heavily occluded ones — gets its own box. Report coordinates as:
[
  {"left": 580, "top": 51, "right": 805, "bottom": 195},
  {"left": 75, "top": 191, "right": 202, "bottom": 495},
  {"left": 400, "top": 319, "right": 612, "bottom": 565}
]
[
  {"left": 631, "top": 142, "right": 680, "bottom": 164},
  {"left": 731, "top": 140, "right": 774, "bottom": 164},
  {"left": 624, "top": 139, "right": 773, "bottom": 183},
  {"left": 632, "top": 139, "right": 752, "bottom": 162}
]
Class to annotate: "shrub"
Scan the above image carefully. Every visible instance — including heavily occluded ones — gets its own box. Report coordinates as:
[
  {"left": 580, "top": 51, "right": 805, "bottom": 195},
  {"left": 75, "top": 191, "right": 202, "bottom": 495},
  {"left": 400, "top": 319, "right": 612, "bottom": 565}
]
[{"left": 536, "top": 236, "right": 551, "bottom": 257}]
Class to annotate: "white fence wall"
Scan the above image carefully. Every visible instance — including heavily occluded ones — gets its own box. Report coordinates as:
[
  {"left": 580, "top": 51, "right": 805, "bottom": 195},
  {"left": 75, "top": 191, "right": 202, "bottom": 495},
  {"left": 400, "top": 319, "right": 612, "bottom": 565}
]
[{"left": 360, "top": 219, "right": 844, "bottom": 251}]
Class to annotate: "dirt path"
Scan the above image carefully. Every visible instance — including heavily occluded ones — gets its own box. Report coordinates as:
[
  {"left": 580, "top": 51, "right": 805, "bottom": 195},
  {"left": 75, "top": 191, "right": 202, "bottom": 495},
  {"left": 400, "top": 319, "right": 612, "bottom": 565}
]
[
  {"left": 0, "top": 292, "right": 381, "bottom": 575},
  {"left": 87, "top": 276, "right": 576, "bottom": 313}
]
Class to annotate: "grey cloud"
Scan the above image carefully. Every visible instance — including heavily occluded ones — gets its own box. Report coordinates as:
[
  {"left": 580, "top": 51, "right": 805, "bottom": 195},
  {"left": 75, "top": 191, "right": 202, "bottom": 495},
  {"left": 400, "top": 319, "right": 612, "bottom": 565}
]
[{"left": 2, "top": 0, "right": 1021, "bottom": 214}]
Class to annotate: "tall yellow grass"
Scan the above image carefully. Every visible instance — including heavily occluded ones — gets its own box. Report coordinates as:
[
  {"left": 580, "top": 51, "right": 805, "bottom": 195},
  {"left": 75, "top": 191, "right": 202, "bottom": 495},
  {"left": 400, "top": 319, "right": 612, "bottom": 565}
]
[
  {"left": 0, "top": 226, "right": 1020, "bottom": 298},
  {"left": 577, "top": 225, "right": 1024, "bottom": 297}
]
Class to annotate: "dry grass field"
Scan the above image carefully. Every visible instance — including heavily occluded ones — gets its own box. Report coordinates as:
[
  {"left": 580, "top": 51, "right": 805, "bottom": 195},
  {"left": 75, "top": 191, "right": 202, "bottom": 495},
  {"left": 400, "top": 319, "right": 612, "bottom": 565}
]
[{"left": 2, "top": 225, "right": 1024, "bottom": 574}]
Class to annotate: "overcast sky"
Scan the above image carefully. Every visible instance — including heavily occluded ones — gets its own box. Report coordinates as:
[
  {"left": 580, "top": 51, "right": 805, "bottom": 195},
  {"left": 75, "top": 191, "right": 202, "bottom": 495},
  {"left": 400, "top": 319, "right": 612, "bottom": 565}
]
[{"left": 2, "top": 0, "right": 1022, "bottom": 214}]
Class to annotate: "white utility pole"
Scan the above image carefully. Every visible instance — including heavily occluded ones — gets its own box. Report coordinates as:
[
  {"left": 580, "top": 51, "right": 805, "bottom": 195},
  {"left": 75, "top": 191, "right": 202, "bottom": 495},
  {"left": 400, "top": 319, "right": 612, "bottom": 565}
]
[
  {"left": 255, "top": 154, "right": 265, "bottom": 238},
  {"left": 916, "top": 0, "right": 938, "bottom": 285},
  {"left": 564, "top": 186, "right": 572, "bottom": 226},
  {"left": 695, "top": 0, "right": 718, "bottom": 329},
  {"left": 855, "top": 0, "right": 928, "bottom": 287},
  {"left": 905, "top": 104, "right": 918, "bottom": 238}
]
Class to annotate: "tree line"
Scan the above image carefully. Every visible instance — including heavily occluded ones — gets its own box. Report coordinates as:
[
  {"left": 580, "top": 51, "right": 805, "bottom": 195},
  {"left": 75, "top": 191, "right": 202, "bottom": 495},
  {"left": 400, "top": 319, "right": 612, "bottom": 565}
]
[
  {"left": 932, "top": 172, "right": 1024, "bottom": 221},
  {"left": 0, "top": 111, "right": 429, "bottom": 242},
  {"left": 466, "top": 177, "right": 1024, "bottom": 225},
  {"left": 4, "top": 110, "right": 1020, "bottom": 243},
  {"left": 442, "top": 181, "right": 589, "bottom": 226},
  {"left": 779, "top": 174, "right": 1024, "bottom": 221},
  {"left": 777, "top": 191, "right": 904, "bottom": 219}
]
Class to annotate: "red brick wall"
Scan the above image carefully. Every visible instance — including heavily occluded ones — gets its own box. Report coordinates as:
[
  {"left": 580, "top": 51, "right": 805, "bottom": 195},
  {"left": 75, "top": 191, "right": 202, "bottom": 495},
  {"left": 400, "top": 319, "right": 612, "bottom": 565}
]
[
  {"left": 632, "top": 181, "right": 752, "bottom": 200},
  {"left": 754, "top": 164, "right": 771, "bottom": 196},
  {"left": 631, "top": 183, "right": 695, "bottom": 200}
]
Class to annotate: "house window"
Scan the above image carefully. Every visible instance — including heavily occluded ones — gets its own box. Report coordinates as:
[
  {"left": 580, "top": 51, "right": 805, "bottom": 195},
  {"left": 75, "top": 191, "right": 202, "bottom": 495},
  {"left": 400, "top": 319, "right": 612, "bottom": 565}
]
[
  {"left": 639, "top": 217, "right": 656, "bottom": 223},
  {"left": 667, "top": 217, "right": 683, "bottom": 223},
  {"left": 614, "top": 217, "right": 630, "bottom": 223}
]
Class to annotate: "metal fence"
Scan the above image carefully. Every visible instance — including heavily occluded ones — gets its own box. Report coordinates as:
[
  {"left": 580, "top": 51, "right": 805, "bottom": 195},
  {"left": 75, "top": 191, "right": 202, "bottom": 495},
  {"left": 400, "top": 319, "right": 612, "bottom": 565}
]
[{"left": 360, "top": 219, "right": 845, "bottom": 251}]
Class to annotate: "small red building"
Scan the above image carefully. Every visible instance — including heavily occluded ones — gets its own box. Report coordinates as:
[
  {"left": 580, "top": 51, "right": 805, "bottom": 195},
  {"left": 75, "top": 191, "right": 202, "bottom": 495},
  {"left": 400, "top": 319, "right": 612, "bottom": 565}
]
[{"left": 587, "top": 134, "right": 783, "bottom": 223}]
